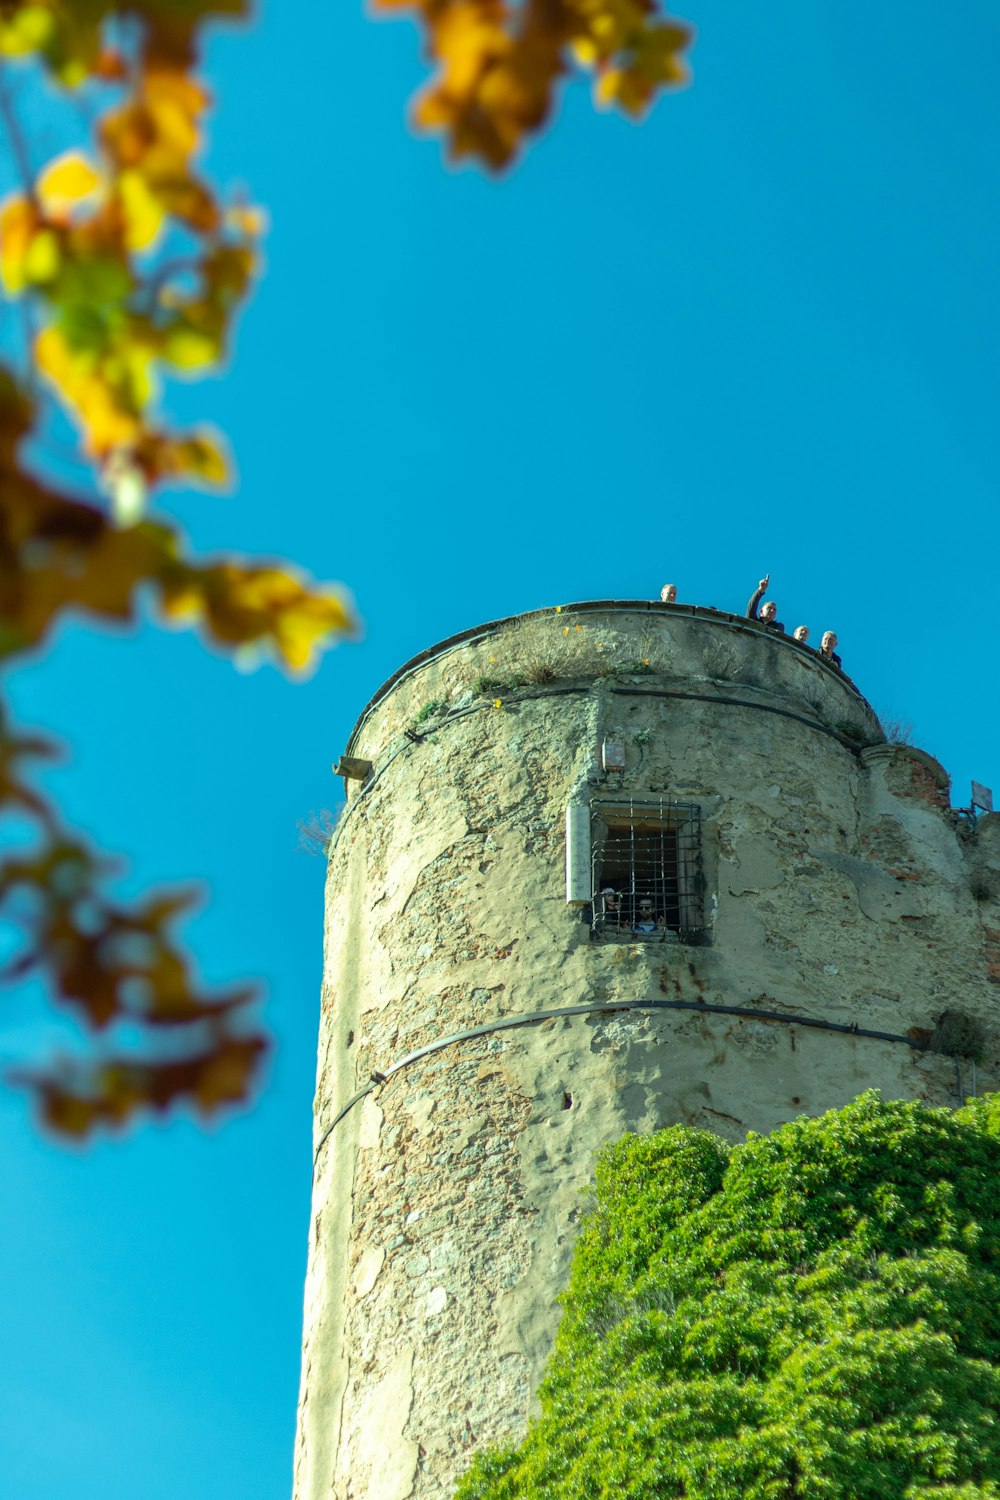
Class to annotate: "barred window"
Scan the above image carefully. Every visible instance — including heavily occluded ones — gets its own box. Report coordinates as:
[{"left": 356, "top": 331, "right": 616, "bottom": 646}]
[{"left": 590, "top": 800, "right": 705, "bottom": 943}]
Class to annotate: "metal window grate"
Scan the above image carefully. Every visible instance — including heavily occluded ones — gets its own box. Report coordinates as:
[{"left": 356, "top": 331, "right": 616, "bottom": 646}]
[{"left": 590, "top": 799, "right": 705, "bottom": 944}]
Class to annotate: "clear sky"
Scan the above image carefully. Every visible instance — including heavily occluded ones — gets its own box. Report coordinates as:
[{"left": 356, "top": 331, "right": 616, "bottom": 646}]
[{"left": 2, "top": 3, "right": 999, "bottom": 1497}]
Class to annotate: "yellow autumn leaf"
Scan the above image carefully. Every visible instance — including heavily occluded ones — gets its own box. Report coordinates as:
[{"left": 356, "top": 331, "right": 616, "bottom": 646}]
[
  {"left": 54, "top": 55, "right": 88, "bottom": 89},
  {"left": 273, "top": 590, "right": 353, "bottom": 667},
  {"left": 159, "top": 581, "right": 205, "bottom": 623},
  {"left": 37, "top": 151, "right": 102, "bottom": 213},
  {"left": 81, "top": 384, "right": 144, "bottom": 454},
  {"left": 85, "top": 344, "right": 157, "bottom": 449},
  {"left": 35, "top": 324, "right": 76, "bottom": 388},
  {"left": 119, "top": 341, "right": 157, "bottom": 414},
  {"left": 144, "top": 69, "right": 207, "bottom": 163},
  {"left": 590, "top": 11, "right": 618, "bottom": 43},
  {"left": 172, "top": 432, "right": 229, "bottom": 484},
  {"left": 595, "top": 66, "right": 623, "bottom": 107},
  {"left": 118, "top": 169, "right": 166, "bottom": 253},
  {"left": 0, "top": 196, "right": 39, "bottom": 293},
  {"left": 389, "top": 0, "right": 691, "bottom": 168},
  {"left": 37, "top": 326, "right": 142, "bottom": 454},
  {"left": 23, "top": 228, "right": 60, "bottom": 284},
  {"left": 182, "top": 564, "right": 352, "bottom": 672},
  {"left": 161, "top": 324, "right": 220, "bottom": 371},
  {"left": 433, "top": 4, "right": 509, "bottom": 95},
  {"left": 0, "top": 4, "right": 55, "bottom": 57}
]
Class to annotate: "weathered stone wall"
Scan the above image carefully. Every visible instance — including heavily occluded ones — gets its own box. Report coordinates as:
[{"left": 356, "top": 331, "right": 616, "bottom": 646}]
[{"left": 293, "top": 603, "right": 1000, "bottom": 1500}]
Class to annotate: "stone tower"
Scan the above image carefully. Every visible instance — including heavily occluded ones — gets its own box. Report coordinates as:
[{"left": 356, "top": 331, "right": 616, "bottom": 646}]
[{"left": 293, "top": 601, "right": 1000, "bottom": 1500}]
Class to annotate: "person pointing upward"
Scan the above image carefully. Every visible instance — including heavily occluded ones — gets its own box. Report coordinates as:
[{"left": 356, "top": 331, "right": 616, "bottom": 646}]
[{"left": 746, "top": 573, "right": 785, "bottom": 634}]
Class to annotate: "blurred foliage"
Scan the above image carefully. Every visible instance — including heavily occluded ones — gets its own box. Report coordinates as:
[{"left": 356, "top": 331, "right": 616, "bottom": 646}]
[
  {"left": 0, "top": 0, "right": 690, "bottom": 1136},
  {"left": 0, "top": 1, "right": 352, "bottom": 1137},
  {"left": 379, "top": 0, "right": 693, "bottom": 169},
  {"left": 457, "top": 1092, "right": 1000, "bottom": 1499}
]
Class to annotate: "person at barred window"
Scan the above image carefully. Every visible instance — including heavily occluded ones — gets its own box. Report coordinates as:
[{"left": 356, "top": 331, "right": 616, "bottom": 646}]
[
  {"left": 820, "top": 630, "right": 842, "bottom": 668},
  {"left": 746, "top": 573, "right": 785, "bottom": 634},
  {"left": 599, "top": 888, "right": 630, "bottom": 932},
  {"left": 793, "top": 625, "right": 810, "bottom": 644},
  {"left": 633, "top": 898, "right": 665, "bottom": 934},
  {"left": 659, "top": 583, "right": 678, "bottom": 604}
]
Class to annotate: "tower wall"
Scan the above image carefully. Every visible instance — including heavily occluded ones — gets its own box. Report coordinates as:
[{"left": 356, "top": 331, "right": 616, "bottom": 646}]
[{"left": 294, "top": 604, "right": 1000, "bottom": 1500}]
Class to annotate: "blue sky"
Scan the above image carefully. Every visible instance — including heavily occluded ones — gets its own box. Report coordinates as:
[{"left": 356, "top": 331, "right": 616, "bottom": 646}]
[{"left": 2, "top": 2, "right": 999, "bottom": 1496}]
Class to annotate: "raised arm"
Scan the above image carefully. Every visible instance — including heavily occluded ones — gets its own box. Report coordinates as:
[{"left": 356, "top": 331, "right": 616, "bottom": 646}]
[{"left": 746, "top": 573, "right": 769, "bottom": 620}]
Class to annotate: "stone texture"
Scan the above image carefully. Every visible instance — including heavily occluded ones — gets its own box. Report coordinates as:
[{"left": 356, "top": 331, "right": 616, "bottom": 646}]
[{"left": 293, "top": 603, "right": 1000, "bottom": 1500}]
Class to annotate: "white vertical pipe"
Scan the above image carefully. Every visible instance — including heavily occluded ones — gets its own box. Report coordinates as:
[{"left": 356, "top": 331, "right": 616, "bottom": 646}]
[{"left": 565, "top": 804, "right": 591, "bottom": 905}]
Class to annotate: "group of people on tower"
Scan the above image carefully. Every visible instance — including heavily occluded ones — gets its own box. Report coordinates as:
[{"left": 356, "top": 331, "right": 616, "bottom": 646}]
[{"left": 658, "top": 575, "right": 842, "bottom": 668}]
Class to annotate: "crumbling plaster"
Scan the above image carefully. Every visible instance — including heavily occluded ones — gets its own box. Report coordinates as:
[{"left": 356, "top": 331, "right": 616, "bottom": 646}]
[{"left": 293, "top": 605, "right": 1000, "bottom": 1500}]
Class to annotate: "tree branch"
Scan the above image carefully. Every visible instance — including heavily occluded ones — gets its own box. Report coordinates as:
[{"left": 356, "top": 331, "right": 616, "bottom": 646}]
[{"left": 0, "top": 57, "right": 35, "bottom": 195}]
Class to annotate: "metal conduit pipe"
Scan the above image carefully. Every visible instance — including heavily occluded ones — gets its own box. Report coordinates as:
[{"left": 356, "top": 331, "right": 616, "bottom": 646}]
[
  {"left": 328, "top": 688, "right": 593, "bottom": 854},
  {"left": 341, "top": 600, "right": 876, "bottom": 761},
  {"left": 313, "top": 996, "right": 929, "bottom": 1169},
  {"left": 610, "top": 687, "right": 867, "bottom": 751},
  {"left": 330, "top": 679, "right": 869, "bottom": 855}
]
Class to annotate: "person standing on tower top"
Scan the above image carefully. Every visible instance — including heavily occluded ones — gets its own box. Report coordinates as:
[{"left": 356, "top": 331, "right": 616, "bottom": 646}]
[
  {"left": 659, "top": 583, "right": 678, "bottom": 604},
  {"left": 747, "top": 574, "right": 786, "bottom": 633},
  {"left": 820, "top": 631, "right": 842, "bottom": 667}
]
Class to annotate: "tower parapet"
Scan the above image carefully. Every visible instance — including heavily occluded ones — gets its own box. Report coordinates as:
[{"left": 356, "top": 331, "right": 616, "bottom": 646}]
[{"left": 294, "top": 603, "right": 999, "bottom": 1500}]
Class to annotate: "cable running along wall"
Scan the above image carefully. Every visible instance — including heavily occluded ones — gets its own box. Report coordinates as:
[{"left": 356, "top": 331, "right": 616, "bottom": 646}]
[{"left": 313, "top": 996, "right": 931, "bottom": 1168}]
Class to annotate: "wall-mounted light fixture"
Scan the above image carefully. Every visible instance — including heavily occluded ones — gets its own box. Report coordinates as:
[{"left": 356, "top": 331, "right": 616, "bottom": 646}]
[{"left": 601, "top": 738, "right": 626, "bottom": 773}]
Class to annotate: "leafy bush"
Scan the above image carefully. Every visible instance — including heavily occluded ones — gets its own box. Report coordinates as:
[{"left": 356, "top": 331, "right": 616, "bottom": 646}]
[{"left": 457, "top": 1093, "right": 1000, "bottom": 1500}]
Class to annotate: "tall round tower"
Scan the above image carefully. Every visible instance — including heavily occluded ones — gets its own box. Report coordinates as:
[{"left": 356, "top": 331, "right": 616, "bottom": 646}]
[{"left": 293, "top": 602, "right": 1000, "bottom": 1500}]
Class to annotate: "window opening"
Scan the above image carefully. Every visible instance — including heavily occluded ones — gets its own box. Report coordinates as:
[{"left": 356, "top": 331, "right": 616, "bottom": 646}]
[{"left": 590, "top": 799, "right": 705, "bottom": 943}]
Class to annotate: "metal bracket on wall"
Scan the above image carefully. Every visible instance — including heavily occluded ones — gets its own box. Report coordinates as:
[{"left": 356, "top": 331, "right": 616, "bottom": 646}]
[{"left": 333, "top": 755, "right": 373, "bottom": 781}]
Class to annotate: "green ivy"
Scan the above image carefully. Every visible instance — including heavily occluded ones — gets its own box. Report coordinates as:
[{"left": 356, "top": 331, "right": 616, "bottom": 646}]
[{"left": 456, "top": 1093, "right": 1000, "bottom": 1500}]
